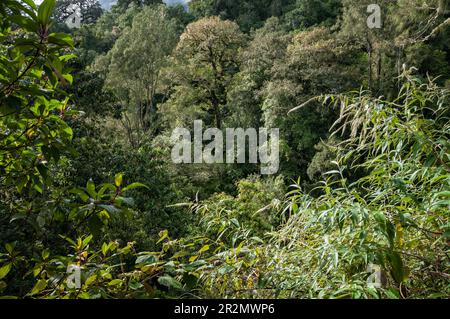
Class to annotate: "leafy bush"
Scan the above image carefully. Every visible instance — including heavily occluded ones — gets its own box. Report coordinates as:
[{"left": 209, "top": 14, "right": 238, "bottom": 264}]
[{"left": 146, "top": 73, "right": 449, "bottom": 299}]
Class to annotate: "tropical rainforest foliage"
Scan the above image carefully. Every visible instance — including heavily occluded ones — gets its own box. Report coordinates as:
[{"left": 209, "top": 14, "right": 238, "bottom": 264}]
[{"left": 0, "top": 0, "right": 449, "bottom": 299}]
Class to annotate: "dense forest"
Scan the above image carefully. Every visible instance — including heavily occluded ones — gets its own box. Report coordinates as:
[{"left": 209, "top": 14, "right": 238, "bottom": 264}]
[{"left": 0, "top": 0, "right": 449, "bottom": 299}]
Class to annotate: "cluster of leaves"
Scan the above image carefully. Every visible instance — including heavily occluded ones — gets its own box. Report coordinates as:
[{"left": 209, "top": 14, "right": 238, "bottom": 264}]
[
  {"left": 0, "top": 0, "right": 150, "bottom": 297},
  {"left": 257, "top": 72, "right": 450, "bottom": 298},
  {"left": 0, "top": 0, "right": 75, "bottom": 194},
  {"left": 147, "top": 73, "right": 449, "bottom": 299},
  {"left": 1, "top": 0, "right": 449, "bottom": 300},
  {"left": 188, "top": 0, "right": 342, "bottom": 31}
]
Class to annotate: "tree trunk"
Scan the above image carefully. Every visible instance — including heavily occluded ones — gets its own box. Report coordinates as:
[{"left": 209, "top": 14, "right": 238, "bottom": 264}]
[
  {"left": 367, "top": 46, "right": 373, "bottom": 91},
  {"left": 377, "top": 51, "right": 382, "bottom": 92}
]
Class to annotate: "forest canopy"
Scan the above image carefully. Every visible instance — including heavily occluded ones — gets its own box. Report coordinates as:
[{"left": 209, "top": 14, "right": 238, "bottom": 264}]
[{"left": 0, "top": 0, "right": 449, "bottom": 299}]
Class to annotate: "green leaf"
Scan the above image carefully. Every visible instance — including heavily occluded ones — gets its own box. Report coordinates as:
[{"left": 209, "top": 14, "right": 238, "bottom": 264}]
[
  {"left": 218, "top": 265, "right": 233, "bottom": 275},
  {"left": 86, "top": 180, "right": 96, "bottom": 198},
  {"left": 98, "top": 205, "right": 120, "bottom": 214},
  {"left": 250, "top": 236, "right": 264, "bottom": 244},
  {"left": 70, "top": 188, "right": 89, "bottom": 202},
  {"left": 59, "top": 54, "right": 77, "bottom": 62},
  {"left": 101, "top": 243, "right": 110, "bottom": 256},
  {"left": 63, "top": 73, "right": 73, "bottom": 85},
  {"left": 48, "top": 33, "right": 74, "bottom": 47},
  {"left": 157, "top": 230, "right": 169, "bottom": 244},
  {"left": 108, "top": 279, "right": 123, "bottom": 287},
  {"left": 10, "top": 15, "right": 38, "bottom": 32},
  {"left": 98, "top": 184, "right": 116, "bottom": 197},
  {"left": 22, "top": 0, "right": 37, "bottom": 10},
  {"left": 29, "top": 279, "right": 47, "bottom": 296},
  {"left": 116, "top": 197, "right": 135, "bottom": 206},
  {"left": 60, "top": 123, "right": 73, "bottom": 136},
  {"left": 122, "top": 182, "right": 148, "bottom": 192},
  {"left": 230, "top": 218, "right": 240, "bottom": 228},
  {"left": 36, "top": 164, "right": 49, "bottom": 182},
  {"left": 41, "top": 250, "right": 50, "bottom": 260},
  {"left": 5, "top": 243, "right": 14, "bottom": 254},
  {"left": 128, "top": 280, "right": 143, "bottom": 290},
  {"left": 16, "top": 176, "right": 28, "bottom": 193},
  {"left": 384, "top": 288, "right": 400, "bottom": 299},
  {"left": 33, "top": 266, "right": 42, "bottom": 277},
  {"left": 33, "top": 180, "right": 44, "bottom": 194},
  {"left": 85, "top": 275, "right": 97, "bottom": 287},
  {"left": 387, "top": 251, "right": 408, "bottom": 283},
  {"left": 59, "top": 235, "right": 76, "bottom": 246},
  {"left": 136, "top": 255, "right": 158, "bottom": 265},
  {"left": 0, "top": 264, "right": 12, "bottom": 280},
  {"left": 82, "top": 235, "right": 93, "bottom": 247},
  {"left": 37, "top": 0, "right": 56, "bottom": 25},
  {"left": 198, "top": 245, "right": 210, "bottom": 254},
  {"left": 115, "top": 173, "right": 123, "bottom": 188},
  {"left": 157, "top": 276, "right": 182, "bottom": 290}
]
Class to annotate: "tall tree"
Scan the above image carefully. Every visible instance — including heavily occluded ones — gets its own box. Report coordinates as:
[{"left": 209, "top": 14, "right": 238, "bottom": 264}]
[
  {"left": 227, "top": 17, "right": 291, "bottom": 129},
  {"left": 163, "top": 16, "right": 246, "bottom": 129},
  {"left": 261, "top": 27, "right": 364, "bottom": 178},
  {"left": 96, "top": 5, "right": 178, "bottom": 147}
]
